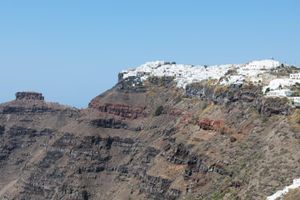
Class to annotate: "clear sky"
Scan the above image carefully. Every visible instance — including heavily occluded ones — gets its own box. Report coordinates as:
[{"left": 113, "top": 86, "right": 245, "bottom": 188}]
[{"left": 0, "top": 0, "right": 299, "bottom": 108}]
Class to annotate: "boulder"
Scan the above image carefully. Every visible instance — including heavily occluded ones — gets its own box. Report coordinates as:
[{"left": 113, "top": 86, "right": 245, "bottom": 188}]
[{"left": 198, "top": 118, "right": 225, "bottom": 132}]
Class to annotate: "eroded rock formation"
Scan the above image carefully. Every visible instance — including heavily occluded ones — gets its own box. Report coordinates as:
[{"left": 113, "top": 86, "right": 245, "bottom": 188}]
[{"left": 15, "top": 92, "right": 44, "bottom": 101}]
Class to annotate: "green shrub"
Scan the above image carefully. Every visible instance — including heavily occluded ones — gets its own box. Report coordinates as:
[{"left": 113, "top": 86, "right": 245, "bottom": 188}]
[
  {"left": 201, "top": 102, "right": 208, "bottom": 110},
  {"left": 154, "top": 105, "right": 164, "bottom": 116}
]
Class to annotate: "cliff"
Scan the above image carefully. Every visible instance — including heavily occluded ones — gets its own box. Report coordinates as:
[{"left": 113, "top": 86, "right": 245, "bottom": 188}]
[{"left": 0, "top": 60, "right": 300, "bottom": 200}]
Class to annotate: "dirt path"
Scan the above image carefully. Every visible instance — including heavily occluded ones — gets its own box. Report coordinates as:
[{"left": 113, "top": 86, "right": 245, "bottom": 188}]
[{"left": 0, "top": 179, "right": 18, "bottom": 197}]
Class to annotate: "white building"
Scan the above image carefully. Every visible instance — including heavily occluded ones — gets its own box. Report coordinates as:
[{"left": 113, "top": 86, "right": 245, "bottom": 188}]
[
  {"left": 266, "top": 89, "right": 293, "bottom": 97},
  {"left": 290, "top": 73, "right": 300, "bottom": 79},
  {"left": 292, "top": 97, "right": 300, "bottom": 107}
]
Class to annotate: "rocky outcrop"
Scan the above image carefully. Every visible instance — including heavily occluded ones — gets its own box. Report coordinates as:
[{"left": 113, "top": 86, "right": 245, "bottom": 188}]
[
  {"left": 186, "top": 82, "right": 293, "bottom": 117},
  {"left": 186, "top": 82, "right": 262, "bottom": 105},
  {"left": 147, "top": 76, "right": 175, "bottom": 87},
  {"left": 0, "top": 126, "right": 54, "bottom": 164},
  {"left": 16, "top": 133, "right": 138, "bottom": 200},
  {"left": 7, "top": 126, "right": 38, "bottom": 138},
  {"left": 258, "top": 97, "right": 292, "bottom": 116},
  {"left": 138, "top": 174, "right": 174, "bottom": 200},
  {"left": 163, "top": 141, "right": 232, "bottom": 180},
  {"left": 90, "top": 118, "right": 127, "bottom": 129},
  {"left": 0, "top": 104, "right": 52, "bottom": 114},
  {"left": 88, "top": 103, "right": 146, "bottom": 119},
  {"left": 198, "top": 118, "right": 225, "bottom": 132},
  {"left": 116, "top": 75, "right": 146, "bottom": 92},
  {"left": 117, "top": 70, "right": 175, "bottom": 92},
  {"left": 15, "top": 92, "right": 44, "bottom": 101},
  {"left": 17, "top": 130, "right": 185, "bottom": 200},
  {"left": 0, "top": 92, "right": 79, "bottom": 116}
]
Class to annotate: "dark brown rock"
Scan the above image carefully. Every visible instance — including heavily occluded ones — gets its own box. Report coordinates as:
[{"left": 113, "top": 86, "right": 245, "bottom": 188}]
[
  {"left": 259, "top": 97, "right": 292, "bottom": 116},
  {"left": 15, "top": 92, "right": 44, "bottom": 101}
]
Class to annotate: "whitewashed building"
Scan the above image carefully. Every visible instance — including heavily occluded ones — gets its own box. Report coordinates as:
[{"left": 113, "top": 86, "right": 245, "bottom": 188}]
[
  {"left": 266, "top": 89, "right": 293, "bottom": 97},
  {"left": 290, "top": 73, "right": 300, "bottom": 79},
  {"left": 293, "top": 97, "right": 300, "bottom": 107}
]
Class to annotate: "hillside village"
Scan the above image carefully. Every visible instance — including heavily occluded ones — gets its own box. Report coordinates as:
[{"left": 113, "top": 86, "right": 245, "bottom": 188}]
[
  {"left": 121, "top": 59, "right": 300, "bottom": 108},
  {"left": 263, "top": 73, "right": 300, "bottom": 107}
]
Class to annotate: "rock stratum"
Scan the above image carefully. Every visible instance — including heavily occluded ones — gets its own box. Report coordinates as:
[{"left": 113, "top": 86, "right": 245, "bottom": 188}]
[{"left": 1, "top": 60, "right": 300, "bottom": 200}]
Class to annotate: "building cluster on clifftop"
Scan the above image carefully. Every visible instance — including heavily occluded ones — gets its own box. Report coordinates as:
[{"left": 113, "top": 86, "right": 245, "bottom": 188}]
[{"left": 120, "top": 59, "right": 300, "bottom": 107}]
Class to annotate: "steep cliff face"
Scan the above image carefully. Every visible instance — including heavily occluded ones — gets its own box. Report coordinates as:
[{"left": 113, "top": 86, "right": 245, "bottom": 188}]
[{"left": 1, "top": 61, "right": 300, "bottom": 200}]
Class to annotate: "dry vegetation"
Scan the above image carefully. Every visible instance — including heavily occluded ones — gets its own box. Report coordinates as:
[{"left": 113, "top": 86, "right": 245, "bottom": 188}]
[
  {"left": 282, "top": 188, "right": 300, "bottom": 200},
  {"left": 289, "top": 110, "right": 300, "bottom": 131}
]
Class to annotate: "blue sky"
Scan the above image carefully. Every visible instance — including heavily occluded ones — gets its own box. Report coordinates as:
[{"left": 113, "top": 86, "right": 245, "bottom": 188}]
[{"left": 0, "top": 0, "right": 299, "bottom": 107}]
